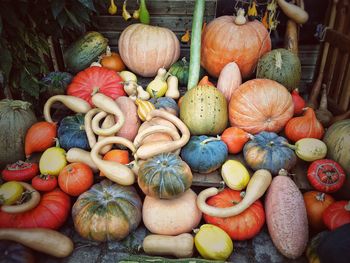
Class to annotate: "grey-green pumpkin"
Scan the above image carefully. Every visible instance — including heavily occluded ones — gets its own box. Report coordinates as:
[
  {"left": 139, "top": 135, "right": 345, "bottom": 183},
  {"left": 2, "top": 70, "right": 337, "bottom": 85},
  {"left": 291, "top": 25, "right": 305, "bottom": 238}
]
[
  {"left": 256, "top": 48, "right": 301, "bottom": 91},
  {"left": 168, "top": 57, "right": 205, "bottom": 87}
]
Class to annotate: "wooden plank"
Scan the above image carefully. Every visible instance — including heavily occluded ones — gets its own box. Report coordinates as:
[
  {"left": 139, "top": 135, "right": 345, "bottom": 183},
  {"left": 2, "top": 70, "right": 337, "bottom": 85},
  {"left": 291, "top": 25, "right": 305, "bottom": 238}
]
[
  {"left": 338, "top": 57, "right": 350, "bottom": 111},
  {"left": 324, "top": 29, "right": 350, "bottom": 53},
  {"left": 323, "top": 44, "right": 336, "bottom": 97},
  {"left": 332, "top": 51, "right": 349, "bottom": 107}
]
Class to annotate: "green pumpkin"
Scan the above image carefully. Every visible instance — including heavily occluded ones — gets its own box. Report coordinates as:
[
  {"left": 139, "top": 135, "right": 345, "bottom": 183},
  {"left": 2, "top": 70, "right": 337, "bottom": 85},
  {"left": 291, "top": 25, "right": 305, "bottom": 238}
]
[
  {"left": 243, "top": 131, "right": 297, "bottom": 175},
  {"left": 0, "top": 100, "right": 37, "bottom": 168},
  {"left": 256, "top": 48, "right": 301, "bottom": 91},
  {"left": 168, "top": 57, "right": 205, "bottom": 87},
  {"left": 72, "top": 179, "right": 142, "bottom": 242},
  {"left": 180, "top": 85, "right": 228, "bottom": 135},
  {"left": 138, "top": 153, "right": 192, "bottom": 199}
]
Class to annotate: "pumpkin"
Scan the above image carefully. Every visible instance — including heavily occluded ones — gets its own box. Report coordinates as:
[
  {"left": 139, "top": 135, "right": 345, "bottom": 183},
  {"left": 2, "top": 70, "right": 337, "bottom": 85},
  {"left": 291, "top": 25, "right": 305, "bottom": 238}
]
[
  {"left": 291, "top": 89, "right": 306, "bottom": 116},
  {"left": 40, "top": 72, "right": 73, "bottom": 97},
  {"left": 58, "top": 163, "right": 94, "bottom": 196},
  {"left": 66, "top": 66, "right": 125, "bottom": 105},
  {"left": 307, "top": 159, "right": 346, "bottom": 193},
  {"left": 0, "top": 241, "right": 35, "bottom": 263},
  {"left": 201, "top": 10, "right": 271, "bottom": 78},
  {"left": 138, "top": 153, "right": 192, "bottom": 199},
  {"left": 100, "top": 50, "right": 126, "bottom": 72},
  {"left": 180, "top": 85, "right": 228, "bottom": 135},
  {"left": 180, "top": 136, "right": 228, "bottom": 174},
  {"left": 228, "top": 79, "right": 294, "bottom": 134},
  {"left": 256, "top": 48, "right": 301, "bottom": 91},
  {"left": 217, "top": 62, "right": 242, "bottom": 102},
  {"left": 0, "top": 189, "right": 70, "bottom": 229},
  {"left": 149, "top": 97, "right": 179, "bottom": 116},
  {"left": 265, "top": 172, "right": 308, "bottom": 259},
  {"left": 137, "top": 117, "right": 177, "bottom": 145},
  {"left": 0, "top": 100, "right": 37, "bottom": 168},
  {"left": 57, "top": 114, "right": 89, "bottom": 151},
  {"left": 243, "top": 131, "right": 297, "bottom": 175},
  {"left": 118, "top": 24, "right": 180, "bottom": 77},
  {"left": 142, "top": 189, "right": 202, "bottom": 235},
  {"left": 203, "top": 188, "right": 265, "bottom": 240},
  {"left": 168, "top": 57, "right": 205, "bottom": 87},
  {"left": 323, "top": 120, "right": 350, "bottom": 199},
  {"left": 100, "top": 149, "right": 129, "bottom": 176},
  {"left": 303, "top": 191, "right": 335, "bottom": 231},
  {"left": 72, "top": 179, "right": 142, "bottom": 242},
  {"left": 323, "top": 201, "right": 350, "bottom": 230},
  {"left": 285, "top": 107, "right": 324, "bottom": 142},
  {"left": 221, "top": 127, "right": 251, "bottom": 154}
]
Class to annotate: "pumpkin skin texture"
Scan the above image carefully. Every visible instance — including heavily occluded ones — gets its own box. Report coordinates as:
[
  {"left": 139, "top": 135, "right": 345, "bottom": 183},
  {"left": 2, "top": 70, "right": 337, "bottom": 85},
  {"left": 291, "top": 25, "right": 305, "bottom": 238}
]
[
  {"left": 0, "top": 100, "right": 37, "bottom": 168},
  {"left": 138, "top": 153, "right": 192, "bottom": 199},
  {"left": 118, "top": 24, "right": 180, "bottom": 77},
  {"left": 243, "top": 131, "right": 297, "bottom": 175},
  {"left": 142, "top": 189, "right": 202, "bottom": 235},
  {"left": 256, "top": 48, "right": 301, "bottom": 91},
  {"left": 57, "top": 114, "right": 89, "bottom": 151},
  {"left": 323, "top": 201, "right": 350, "bottom": 231},
  {"left": 229, "top": 79, "right": 294, "bottom": 134},
  {"left": 217, "top": 62, "right": 242, "bottom": 102},
  {"left": 221, "top": 127, "right": 250, "bottom": 154},
  {"left": 203, "top": 188, "right": 265, "bottom": 240},
  {"left": 72, "top": 180, "right": 142, "bottom": 242},
  {"left": 201, "top": 16, "right": 271, "bottom": 78},
  {"left": 180, "top": 85, "right": 228, "bottom": 135},
  {"left": 265, "top": 174, "right": 308, "bottom": 259},
  {"left": 168, "top": 57, "right": 205, "bottom": 87},
  {"left": 66, "top": 66, "right": 125, "bottom": 105},
  {"left": 180, "top": 136, "right": 228, "bottom": 174}
]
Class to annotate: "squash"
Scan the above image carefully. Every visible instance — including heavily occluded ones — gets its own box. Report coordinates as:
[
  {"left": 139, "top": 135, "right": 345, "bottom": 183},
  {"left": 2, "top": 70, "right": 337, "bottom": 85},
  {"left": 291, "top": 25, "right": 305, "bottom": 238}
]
[
  {"left": 115, "top": 96, "right": 140, "bottom": 141},
  {"left": 229, "top": 79, "right": 294, "bottom": 134},
  {"left": 72, "top": 179, "right": 142, "bottom": 242},
  {"left": 40, "top": 71, "right": 73, "bottom": 98},
  {"left": 201, "top": 8, "right": 271, "bottom": 78},
  {"left": 66, "top": 66, "right": 125, "bottom": 105},
  {"left": 180, "top": 135, "right": 228, "bottom": 174},
  {"left": 149, "top": 97, "right": 179, "bottom": 116},
  {"left": 100, "top": 47, "right": 125, "bottom": 72},
  {"left": 203, "top": 188, "right": 265, "bottom": 240},
  {"left": 0, "top": 241, "right": 35, "bottom": 263},
  {"left": 135, "top": 99, "right": 155, "bottom": 121},
  {"left": 0, "top": 181, "right": 24, "bottom": 206},
  {"left": 277, "top": 0, "right": 309, "bottom": 24},
  {"left": 57, "top": 114, "right": 90, "bottom": 151},
  {"left": 137, "top": 117, "right": 177, "bottom": 145},
  {"left": 1, "top": 161, "right": 39, "bottom": 182},
  {"left": 307, "top": 159, "right": 346, "bottom": 193},
  {"left": 142, "top": 189, "right": 202, "bottom": 235},
  {"left": 291, "top": 89, "right": 306, "bottom": 115},
  {"left": 39, "top": 143, "right": 67, "bottom": 176},
  {"left": 322, "top": 201, "right": 350, "bottom": 230},
  {"left": 168, "top": 57, "right": 205, "bottom": 87},
  {"left": 265, "top": 170, "right": 308, "bottom": 259},
  {"left": 221, "top": 127, "right": 252, "bottom": 154},
  {"left": 256, "top": 48, "right": 301, "bottom": 92},
  {"left": 180, "top": 85, "right": 228, "bottom": 135},
  {"left": 217, "top": 62, "right": 242, "bottom": 102},
  {"left": 138, "top": 153, "right": 192, "bottom": 199},
  {"left": 287, "top": 138, "right": 327, "bottom": 162},
  {"left": 243, "top": 131, "right": 297, "bottom": 174},
  {"left": 0, "top": 100, "right": 37, "bottom": 168},
  {"left": 143, "top": 233, "right": 194, "bottom": 258},
  {"left": 221, "top": 160, "right": 250, "bottom": 190},
  {"left": 63, "top": 31, "right": 108, "bottom": 73},
  {"left": 165, "top": 76, "right": 180, "bottom": 99},
  {"left": 118, "top": 24, "right": 180, "bottom": 77},
  {"left": 100, "top": 149, "right": 130, "bottom": 177},
  {"left": 66, "top": 148, "right": 98, "bottom": 172}
]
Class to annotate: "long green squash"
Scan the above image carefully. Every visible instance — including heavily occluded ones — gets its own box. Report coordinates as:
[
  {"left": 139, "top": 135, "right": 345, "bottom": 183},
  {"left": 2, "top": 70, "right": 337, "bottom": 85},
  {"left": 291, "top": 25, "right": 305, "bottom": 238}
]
[{"left": 187, "top": 0, "right": 205, "bottom": 90}]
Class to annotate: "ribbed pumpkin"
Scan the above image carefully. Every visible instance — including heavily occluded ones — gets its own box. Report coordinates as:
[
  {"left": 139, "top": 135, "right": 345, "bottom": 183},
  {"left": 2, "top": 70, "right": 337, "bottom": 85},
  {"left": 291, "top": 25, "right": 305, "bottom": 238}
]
[
  {"left": 57, "top": 114, "right": 89, "bottom": 151},
  {"left": 180, "top": 85, "right": 228, "bottom": 135},
  {"left": 181, "top": 136, "right": 228, "bottom": 174},
  {"left": 138, "top": 153, "right": 192, "bottom": 199},
  {"left": 66, "top": 66, "right": 125, "bottom": 105},
  {"left": 72, "top": 179, "right": 142, "bottom": 242},
  {"left": 217, "top": 62, "right": 242, "bottom": 102},
  {"left": 118, "top": 24, "right": 180, "bottom": 77},
  {"left": 201, "top": 11, "right": 271, "bottom": 78},
  {"left": 0, "top": 100, "right": 37, "bottom": 168},
  {"left": 229, "top": 79, "right": 294, "bottom": 134},
  {"left": 168, "top": 57, "right": 205, "bottom": 87},
  {"left": 243, "top": 131, "right": 297, "bottom": 174},
  {"left": 256, "top": 48, "right": 301, "bottom": 91}
]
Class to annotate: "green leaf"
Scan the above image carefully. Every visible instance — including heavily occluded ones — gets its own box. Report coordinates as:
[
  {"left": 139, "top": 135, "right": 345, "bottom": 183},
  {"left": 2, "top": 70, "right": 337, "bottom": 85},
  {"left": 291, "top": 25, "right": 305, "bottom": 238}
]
[
  {"left": 64, "top": 8, "right": 81, "bottom": 28},
  {"left": 78, "top": 0, "right": 96, "bottom": 12},
  {"left": 0, "top": 46, "right": 12, "bottom": 83},
  {"left": 51, "top": 0, "right": 65, "bottom": 19}
]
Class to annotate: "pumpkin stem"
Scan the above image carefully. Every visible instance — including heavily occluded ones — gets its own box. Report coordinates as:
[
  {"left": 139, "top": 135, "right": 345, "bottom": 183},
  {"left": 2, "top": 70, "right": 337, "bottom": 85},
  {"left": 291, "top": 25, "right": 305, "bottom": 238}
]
[
  {"left": 79, "top": 125, "right": 85, "bottom": 131},
  {"left": 181, "top": 57, "right": 187, "bottom": 63},
  {"left": 278, "top": 169, "right": 289, "bottom": 177},
  {"left": 193, "top": 228, "right": 200, "bottom": 234},
  {"left": 91, "top": 87, "right": 100, "bottom": 96},
  {"left": 234, "top": 8, "right": 247, "bottom": 25},
  {"left": 200, "top": 136, "right": 221, "bottom": 145},
  {"left": 284, "top": 142, "right": 297, "bottom": 151},
  {"left": 316, "top": 192, "right": 325, "bottom": 201},
  {"left": 105, "top": 46, "right": 112, "bottom": 57},
  {"left": 345, "top": 201, "right": 350, "bottom": 211},
  {"left": 8, "top": 100, "right": 32, "bottom": 110},
  {"left": 240, "top": 191, "right": 246, "bottom": 198},
  {"left": 275, "top": 51, "right": 282, "bottom": 69},
  {"left": 247, "top": 133, "right": 255, "bottom": 140},
  {"left": 54, "top": 138, "right": 61, "bottom": 148},
  {"left": 218, "top": 181, "right": 226, "bottom": 192}
]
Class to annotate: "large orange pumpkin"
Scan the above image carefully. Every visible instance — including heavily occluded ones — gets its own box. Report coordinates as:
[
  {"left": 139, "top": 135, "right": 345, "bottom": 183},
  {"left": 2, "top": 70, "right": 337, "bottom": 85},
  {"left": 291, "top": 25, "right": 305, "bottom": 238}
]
[
  {"left": 118, "top": 24, "right": 180, "bottom": 77},
  {"left": 201, "top": 12, "right": 271, "bottom": 78},
  {"left": 229, "top": 79, "right": 294, "bottom": 134}
]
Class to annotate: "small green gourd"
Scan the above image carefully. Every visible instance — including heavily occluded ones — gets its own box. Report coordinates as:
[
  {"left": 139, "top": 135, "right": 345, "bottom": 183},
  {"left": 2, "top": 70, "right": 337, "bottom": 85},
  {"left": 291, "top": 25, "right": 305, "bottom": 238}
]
[{"left": 139, "top": 0, "right": 150, "bottom": 24}]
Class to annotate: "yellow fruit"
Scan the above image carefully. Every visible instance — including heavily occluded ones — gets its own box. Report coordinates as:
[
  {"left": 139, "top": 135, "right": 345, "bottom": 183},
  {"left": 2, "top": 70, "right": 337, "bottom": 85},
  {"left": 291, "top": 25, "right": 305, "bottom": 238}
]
[
  {"left": 0, "top": 181, "right": 24, "bottom": 205},
  {"left": 221, "top": 160, "right": 250, "bottom": 190},
  {"left": 39, "top": 147, "right": 67, "bottom": 176},
  {"left": 119, "top": 70, "right": 138, "bottom": 83},
  {"left": 135, "top": 99, "right": 155, "bottom": 121},
  {"left": 146, "top": 77, "right": 168, "bottom": 98},
  {"left": 194, "top": 224, "right": 233, "bottom": 261}
]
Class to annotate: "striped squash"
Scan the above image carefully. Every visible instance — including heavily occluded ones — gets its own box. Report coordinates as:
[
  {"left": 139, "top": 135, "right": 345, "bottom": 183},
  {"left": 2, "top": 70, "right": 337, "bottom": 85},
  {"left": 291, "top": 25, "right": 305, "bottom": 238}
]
[{"left": 135, "top": 99, "right": 155, "bottom": 121}]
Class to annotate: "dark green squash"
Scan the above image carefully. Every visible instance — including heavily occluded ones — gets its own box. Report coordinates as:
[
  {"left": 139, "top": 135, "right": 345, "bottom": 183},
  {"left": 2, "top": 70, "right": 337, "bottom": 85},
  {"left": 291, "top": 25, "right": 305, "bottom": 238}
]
[
  {"left": 57, "top": 114, "right": 89, "bottom": 151},
  {"left": 0, "top": 100, "right": 37, "bottom": 168},
  {"left": 138, "top": 153, "right": 193, "bottom": 199},
  {"left": 243, "top": 131, "right": 297, "bottom": 175},
  {"left": 256, "top": 48, "right": 301, "bottom": 91},
  {"left": 168, "top": 57, "right": 205, "bottom": 87},
  {"left": 181, "top": 135, "right": 228, "bottom": 173},
  {"left": 40, "top": 72, "right": 73, "bottom": 97}
]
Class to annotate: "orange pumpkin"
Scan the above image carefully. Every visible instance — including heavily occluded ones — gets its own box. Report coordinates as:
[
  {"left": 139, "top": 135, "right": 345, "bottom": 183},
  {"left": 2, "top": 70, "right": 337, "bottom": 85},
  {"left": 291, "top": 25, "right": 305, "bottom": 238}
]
[
  {"left": 201, "top": 11, "right": 271, "bottom": 78},
  {"left": 221, "top": 127, "right": 251, "bottom": 154},
  {"left": 100, "top": 149, "right": 130, "bottom": 177},
  {"left": 198, "top": 76, "right": 214, "bottom": 87},
  {"left": 101, "top": 51, "right": 126, "bottom": 72},
  {"left": 229, "top": 79, "right": 294, "bottom": 134}
]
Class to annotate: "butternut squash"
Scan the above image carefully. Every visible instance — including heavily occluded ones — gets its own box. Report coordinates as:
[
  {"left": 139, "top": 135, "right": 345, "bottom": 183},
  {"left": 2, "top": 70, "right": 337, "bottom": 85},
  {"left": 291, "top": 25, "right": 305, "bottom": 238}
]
[
  {"left": 66, "top": 148, "right": 99, "bottom": 172},
  {"left": 84, "top": 108, "right": 102, "bottom": 148},
  {"left": 97, "top": 114, "right": 115, "bottom": 154},
  {"left": 165, "top": 76, "right": 180, "bottom": 99},
  {"left": 277, "top": 0, "right": 309, "bottom": 24}
]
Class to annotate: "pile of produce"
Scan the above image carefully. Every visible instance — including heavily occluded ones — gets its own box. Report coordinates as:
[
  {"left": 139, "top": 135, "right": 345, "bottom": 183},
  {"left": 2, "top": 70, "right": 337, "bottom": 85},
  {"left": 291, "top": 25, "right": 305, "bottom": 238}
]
[{"left": 0, "top": 0, "right": 349, "bottom": 262}]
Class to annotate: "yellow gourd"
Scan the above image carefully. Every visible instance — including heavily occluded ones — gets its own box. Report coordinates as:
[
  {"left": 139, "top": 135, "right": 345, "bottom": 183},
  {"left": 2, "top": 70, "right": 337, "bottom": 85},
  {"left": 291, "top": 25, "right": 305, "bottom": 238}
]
[
  {"left": 119, "top": 70, "right": 138, "bottom": 83},
  {"left": 133, "top": 7, "right": 140, "bottom": 19},
  {"left": 165, "top": 75, "right": 180, "bottom": 99},
  {"left": 135, "top": 99, "right": 155, "bottom": 121},
  {"left": 122, "top": 0, "right": 132, "bottom": 21},
  {"left": 146, "top": 68, "right": 168, "bottom": 98},
  {"left": 181, "top": 30, "right": 190, "bottom": 43},
  {"left": 39, "top": 142, "right": 67, "bottom": 176},
  {"left": 221, "top": 160, "right": 250, "bottom": 190},
  {"left": 108, "top": 0, "right": 117, "bottom": 15},
  {"left": 248, "top": 1, "right": 258, "bottom": 17}
]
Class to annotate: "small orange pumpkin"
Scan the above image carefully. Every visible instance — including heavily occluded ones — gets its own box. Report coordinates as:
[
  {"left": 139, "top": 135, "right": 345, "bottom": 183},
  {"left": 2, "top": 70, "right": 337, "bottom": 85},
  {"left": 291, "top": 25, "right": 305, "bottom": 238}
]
[
  {"left": 100, "top": 47, "right": 126, "bottom": 72},
  {"left": 100, "top": 149, "right": 130, "bottom": 177}
]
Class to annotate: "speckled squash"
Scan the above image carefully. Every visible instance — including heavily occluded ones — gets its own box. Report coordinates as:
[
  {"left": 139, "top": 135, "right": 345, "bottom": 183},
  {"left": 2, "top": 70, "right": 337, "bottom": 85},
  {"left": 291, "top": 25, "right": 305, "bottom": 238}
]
[
  {"left": 243, "top": 131, "right": 297, "bottom": 174},
  {"left": 180, "top": 85, "right": 228, "bottom": 135},
  {"left": 72, "top": 179, "right": 142, "bottom": 242},
  {"left": 181, "top": 136, "right": 228, "bottom": 173},
  {"left": 138, "top": 153, "right": 192, "bottom": 199}
]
